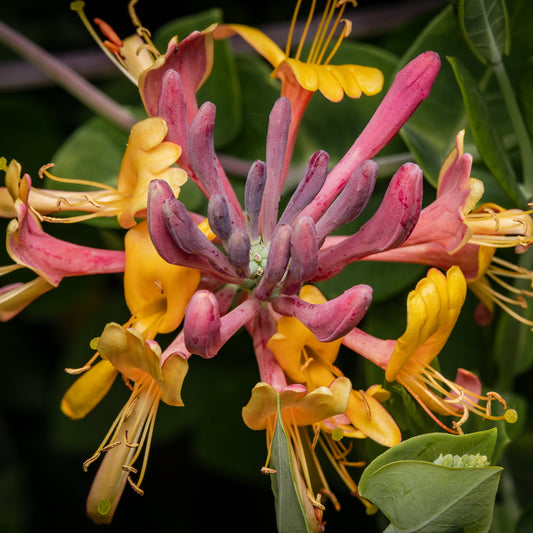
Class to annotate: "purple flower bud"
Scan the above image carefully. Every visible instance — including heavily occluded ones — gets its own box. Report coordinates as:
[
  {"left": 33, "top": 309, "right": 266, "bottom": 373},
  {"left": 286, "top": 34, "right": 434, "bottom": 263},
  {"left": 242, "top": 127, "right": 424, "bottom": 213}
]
[
  {"left": 227, "top": 227, "right": 251, "bottom": 275},
  {"left": 253, "top": 224, "right": 292, "bottom": 301},
  {"left": 280, "top": 216, "right": 318, "bottom": 295},
  {"left": 272, "top": 285, "right": 373, "bottom": 342},
  {"left": 278, "top": 150, "right": 329, "bottom": 227},
  {"left": 188, "top": 102, "right": 226, "bottom": 198},
  {"left": 300, "top": 51, "right": 440, "bottom": 222},
  {"left": 314, "top": 162, "right": 423, "bottom": 281},
  {"left": 162, "top": 197, "right": 241, "bottom": 281},
  {"left": 148, "top": 180, "right": 212, "bottom": 270},
  {"left": 261, "top": 97, "right": 291, "bottom": 241},
  {"left": 208, "top": 194, "right": 232, "bottom": 241},
  {"left": 314, "top": 160, "right": 377, "bottom": 246},
  {"left": 158, "top": 69, "right": 191, "bottom": 173},
  {"left": 184, "top": 293, "right": 261, "bottom": 358},
  {"left": 184, "top": 290, "right": 221, "bottom": 358},
  {"left": 244, "top": 160, "right": 266, "bottom": 240}
]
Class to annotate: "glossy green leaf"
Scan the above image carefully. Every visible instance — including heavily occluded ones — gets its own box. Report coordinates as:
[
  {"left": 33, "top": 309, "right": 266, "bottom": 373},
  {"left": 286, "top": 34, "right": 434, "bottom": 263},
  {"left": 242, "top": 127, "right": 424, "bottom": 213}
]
[
  {"left": 457, "top": 0, "right": 510, "bottom": 66},
  {"left": 448, "top": 55, "right": 524, "bottom": 205},
  {"left": 269, "top": 396, "right": 311, "bottom": 533},
  {"left": 359, "top": 430, "right": 502, "bottom": 533}
]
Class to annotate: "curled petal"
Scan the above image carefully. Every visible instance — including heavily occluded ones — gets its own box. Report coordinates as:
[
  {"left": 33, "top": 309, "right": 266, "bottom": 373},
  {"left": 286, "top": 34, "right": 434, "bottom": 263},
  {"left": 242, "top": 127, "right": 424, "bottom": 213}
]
[
  {"left": 272, "top": 284, "right": 373, "bottom": 342},
  {"left": 97, "top": 323, "right": 188, "bottom": 406},
  {"left": 242, "top": 377, "right": 352, "bottom": 430},
  {"left": 385, "top": 266, "right": 467, "bottom": 382},
  {"left": 140, "top": 30, "right": 214, "bottom": 120}
]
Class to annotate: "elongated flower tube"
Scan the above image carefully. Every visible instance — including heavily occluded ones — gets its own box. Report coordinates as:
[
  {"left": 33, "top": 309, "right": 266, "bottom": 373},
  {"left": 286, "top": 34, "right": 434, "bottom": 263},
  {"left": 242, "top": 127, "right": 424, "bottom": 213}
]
[
  {"left": 71, "top": 0, "right": 215, "bottom": 98},
  {"left": 359, "top": 131, "right": 533, "bottom": 326},
  {"left": 214, "top": 0, "right": 384, "bottom": 182},
  {"left": 0, "top": 170, "right": 125, "bottom": 320},
  {"left": 60, "top": 220, "right": 201, "bottom": 523},
  {"left": 148, "top": 96, "right": 423, "bottom": 356},
  {"left": 0, "top": 118, "right": 186, "bottom": 228},
  {"left": 343, "top": 266, "right": 517, "bottom": 434},
  {"left": 267, "top": 284, "right": 401, "bottom": 448},
  {"left": 243, "top": 306, "right": 375, "bottom": 521}
]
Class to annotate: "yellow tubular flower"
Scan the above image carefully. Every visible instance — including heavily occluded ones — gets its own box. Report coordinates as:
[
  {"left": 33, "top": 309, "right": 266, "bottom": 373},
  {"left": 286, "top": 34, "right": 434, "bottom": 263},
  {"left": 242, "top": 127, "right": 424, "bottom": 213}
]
[
  {"left": 28, "top": 117, "right": 185, "bottom": 228},
  {"left": 60, "top": 221, "right": 201, "bottom": 523},
  {"left": 267, "top": 285, "right": 401, "bottom": 448},
  {"left": 215, "top": 0, "right": 383, "bottom": 103},
  {"left": 386, "top": 266, "right": 516, "bottom": 433},
  {"left": 242, "top": 378, "right": 376, "bottom": 520}
]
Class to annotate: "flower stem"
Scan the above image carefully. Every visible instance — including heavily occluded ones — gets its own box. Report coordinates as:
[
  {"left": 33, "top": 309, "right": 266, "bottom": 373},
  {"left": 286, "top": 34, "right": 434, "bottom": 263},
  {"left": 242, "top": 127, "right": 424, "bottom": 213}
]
[
  {"left": 492, "top": 61, "right": 533, "bottom": 195},
  {"left": 0, "top": 20, "right": 137, "bottom": 131}
]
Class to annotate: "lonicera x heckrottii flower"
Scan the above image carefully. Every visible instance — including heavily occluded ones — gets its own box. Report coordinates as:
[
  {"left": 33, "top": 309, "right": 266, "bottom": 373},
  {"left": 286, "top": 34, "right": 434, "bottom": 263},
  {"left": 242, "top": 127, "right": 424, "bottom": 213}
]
[
  {"left": 0, "top": 159, "right": 125, "bottom": 320},
  {"left": 147, "top": 52, "right": 440, "bottom": 361},
  {"left": 70, "top": 0, "right": 225, "bottom": 196},
  {"left": 61, "top": 220, "right": 200, "bottom": 524},
  {"left": 343, "top": 266, "right": 518, "bottom": 434},
  {"left": 356, "top": 130, "right": 533, "bottom": 327},
  {"left": 242, "top": 305, "right": 375, "bottom": 525},
  {"left": 214, "top": 0, "right": 384, "bottom": 183},
  {"left": 0, "top": 117, "right": 185, "bottom": 229}
]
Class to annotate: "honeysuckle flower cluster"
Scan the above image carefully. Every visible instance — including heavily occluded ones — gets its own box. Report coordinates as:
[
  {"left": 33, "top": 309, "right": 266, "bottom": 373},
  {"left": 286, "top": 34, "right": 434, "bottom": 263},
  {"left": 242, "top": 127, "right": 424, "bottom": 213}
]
[{"left": 1, "top": 0, "right": 530, "bottom": 530}]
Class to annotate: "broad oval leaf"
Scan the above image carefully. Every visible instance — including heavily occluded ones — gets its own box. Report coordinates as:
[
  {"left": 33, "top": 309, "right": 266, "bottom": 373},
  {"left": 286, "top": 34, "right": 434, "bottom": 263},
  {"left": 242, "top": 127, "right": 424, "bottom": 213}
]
[{"left": 457, "top": 0, "right": 510, "bottom": 66}]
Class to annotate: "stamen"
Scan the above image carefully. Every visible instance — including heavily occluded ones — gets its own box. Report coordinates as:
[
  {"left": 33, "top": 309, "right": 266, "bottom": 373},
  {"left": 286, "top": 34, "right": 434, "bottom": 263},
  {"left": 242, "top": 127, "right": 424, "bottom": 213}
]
[
  {"left": 128, "top": 0, "right": 159, "bottom": 57},
  {"left": 359, "top": 390, "right": 371, "bottom": 420},
  {"left": 70, "top": 1, "right": 137, "bottom": 84},
  {"left": 64, "top": 351, "right": 101, "bottom": 374},
  {"left": 126, "top": 475, "right": 145, "bottom": 495},
  {"left": 93, "top": 18, "right": 124, "bottom": 48}
]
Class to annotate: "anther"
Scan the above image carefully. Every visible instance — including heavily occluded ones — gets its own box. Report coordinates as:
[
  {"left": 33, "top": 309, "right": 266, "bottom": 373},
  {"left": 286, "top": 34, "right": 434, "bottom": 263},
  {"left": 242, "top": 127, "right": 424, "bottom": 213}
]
[
  {"left": 83, "top": 452, "right": 101, "bottom": 471},
  {"left": 359, "top": 390, "right": 371, "bottom": 420},
  {"left": 125, "top": 396, "right": 140, "bottom": 418},
  {"left": 122, "top": 465, "right": 138, "bottom": 474},
  {"left": 261, "top": 467, "right": 277, "bottom": 474},
  {"left": 93, "top": 18, "right": 124, "bottom": 48},
  {"left": 101, "top": 441, "right": 122, "bottom": 453},
  {"left": 64, "top": 365, "right": 91, "bottom": 375},
  {"left": 126, "top": 475, "right": 145, "bottom": 495},
  {"left": 124, "top": 430, "right": 140, "bottom": 448},
  {"left": 38, "top": 163, "right": 54, "bottom": 180}
]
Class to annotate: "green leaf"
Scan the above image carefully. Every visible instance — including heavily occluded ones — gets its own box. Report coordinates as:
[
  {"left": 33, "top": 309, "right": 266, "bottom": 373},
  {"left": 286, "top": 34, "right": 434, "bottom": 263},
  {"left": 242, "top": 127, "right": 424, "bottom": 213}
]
[
  {"left": 269, "top": 395, "right": 311, "bottom": 533},
  {"left": 50, "top": 115, "right": 130, "bottom": 189},
  {"left": 447, "top": 55, "right": 524, "bottom": 205},
  {"left": 457, "top": 0, "right": 510, "bottom": 66},
  {"left": 360, "top": 429, "right": 498, "bottom": 481},
  {"left": 359, "top": 430, "right": 502, "bottom": 533}
]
